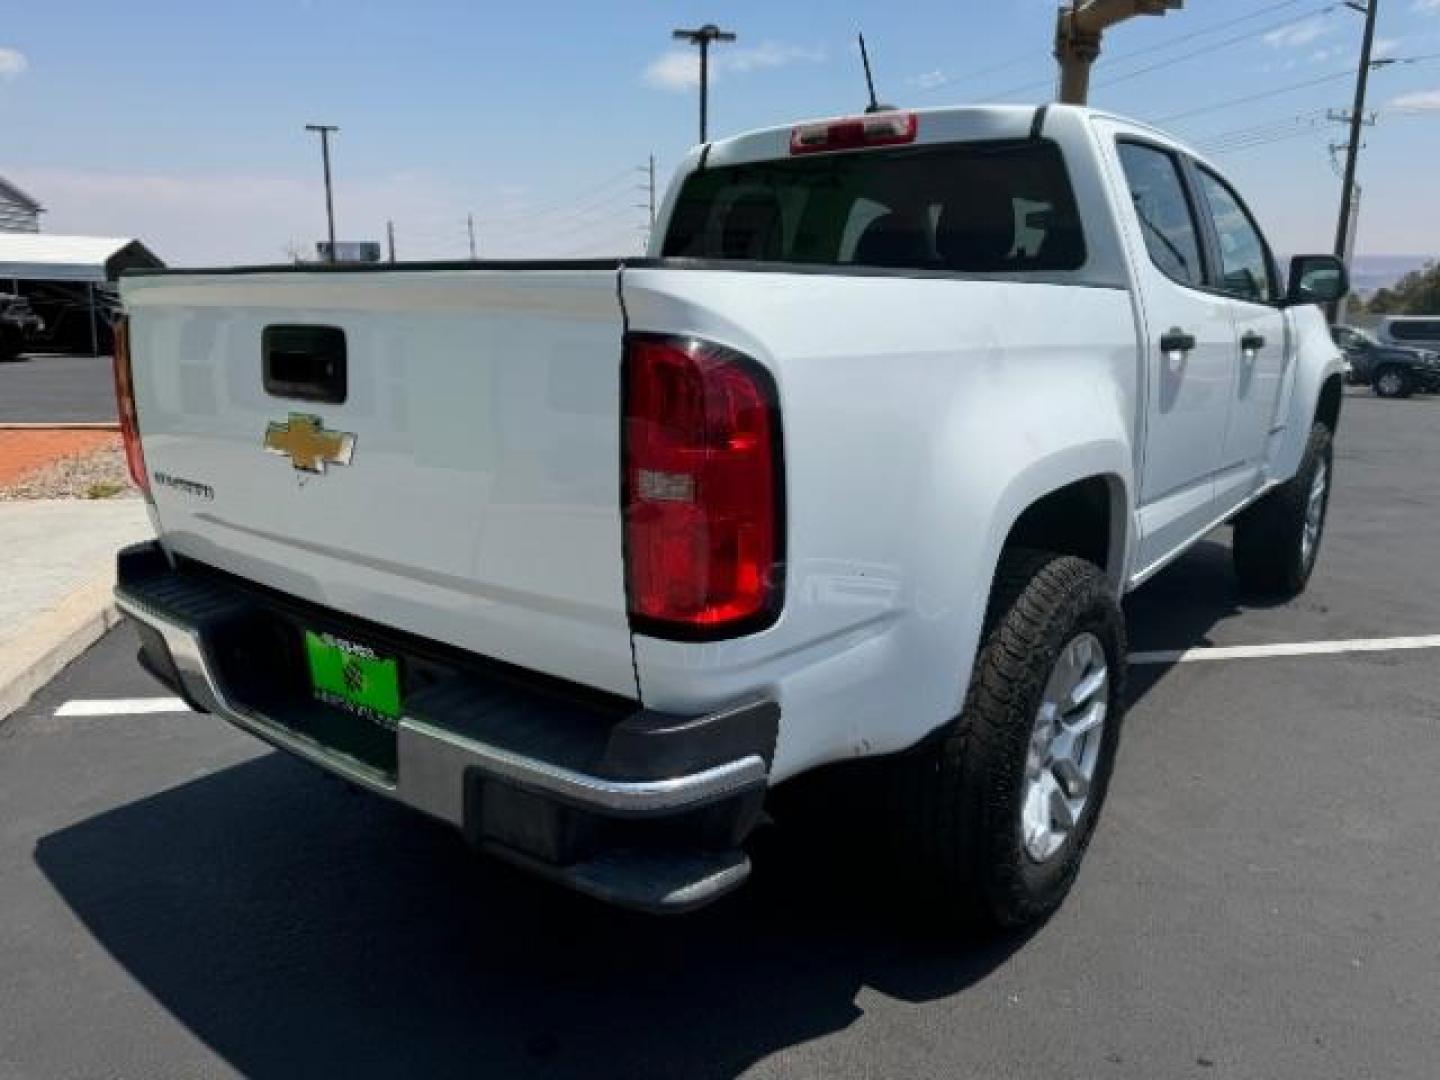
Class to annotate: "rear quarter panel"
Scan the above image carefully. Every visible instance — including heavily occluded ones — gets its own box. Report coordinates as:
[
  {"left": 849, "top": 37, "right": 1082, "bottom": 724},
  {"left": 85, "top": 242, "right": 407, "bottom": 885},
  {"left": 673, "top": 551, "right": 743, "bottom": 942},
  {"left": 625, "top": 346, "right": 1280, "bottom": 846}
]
[{"left": 622, "top": 268, "right": 1138, "bottom": 780}]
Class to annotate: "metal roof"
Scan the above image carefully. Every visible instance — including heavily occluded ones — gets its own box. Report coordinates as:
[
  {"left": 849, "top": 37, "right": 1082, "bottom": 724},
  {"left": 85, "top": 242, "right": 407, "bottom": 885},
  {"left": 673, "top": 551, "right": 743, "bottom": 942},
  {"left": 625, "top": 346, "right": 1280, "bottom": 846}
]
[
  {"left": 0, "top": 233, "right": 163, "bottom": 283},
  {"left": 0, "top": 176, "right": 43, "bottom": 212}
]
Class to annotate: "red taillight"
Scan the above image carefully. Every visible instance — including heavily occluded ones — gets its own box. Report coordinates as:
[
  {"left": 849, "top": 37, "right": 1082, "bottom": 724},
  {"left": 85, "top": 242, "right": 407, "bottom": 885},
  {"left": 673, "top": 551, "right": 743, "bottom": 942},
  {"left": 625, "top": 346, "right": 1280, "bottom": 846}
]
[
  {"left": 790, "top": 111, "right": 918, "bottom": 155},
  {"left": 623, "top": 335, "right": 784, "bottom": 638},
  {"left": 111, "top": 316, "right": 150, "bottom": 496}
]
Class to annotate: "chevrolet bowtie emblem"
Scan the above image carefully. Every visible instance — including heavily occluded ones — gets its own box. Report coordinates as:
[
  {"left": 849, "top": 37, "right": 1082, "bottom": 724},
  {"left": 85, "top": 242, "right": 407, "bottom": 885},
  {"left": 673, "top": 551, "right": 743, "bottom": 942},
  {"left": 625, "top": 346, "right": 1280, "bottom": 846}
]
[{"left": 263, "top": 413, "right": 356, "bottom": 474}]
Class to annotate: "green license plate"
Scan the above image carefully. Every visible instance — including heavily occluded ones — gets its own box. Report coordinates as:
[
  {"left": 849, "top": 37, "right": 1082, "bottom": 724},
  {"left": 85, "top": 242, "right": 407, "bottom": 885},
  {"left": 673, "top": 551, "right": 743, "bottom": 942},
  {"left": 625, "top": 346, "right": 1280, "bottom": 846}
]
[{"left": 304, "top": 630, "right": 401, "bottom": 723}]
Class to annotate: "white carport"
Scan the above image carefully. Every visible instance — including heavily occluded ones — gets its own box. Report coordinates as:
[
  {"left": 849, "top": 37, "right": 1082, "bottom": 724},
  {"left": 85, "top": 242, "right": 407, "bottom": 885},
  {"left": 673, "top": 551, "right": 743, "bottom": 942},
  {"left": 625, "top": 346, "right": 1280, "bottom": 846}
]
[{"left": 0, "top": 234, "right": 163, "bottom": 355}]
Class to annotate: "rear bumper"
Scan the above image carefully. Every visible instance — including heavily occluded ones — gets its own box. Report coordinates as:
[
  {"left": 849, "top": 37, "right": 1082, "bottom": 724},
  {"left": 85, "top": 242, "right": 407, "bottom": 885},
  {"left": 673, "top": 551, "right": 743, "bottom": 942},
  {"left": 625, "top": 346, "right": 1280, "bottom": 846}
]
[{"left": 114, "top": 542, "right": 776, "bottom": 913}]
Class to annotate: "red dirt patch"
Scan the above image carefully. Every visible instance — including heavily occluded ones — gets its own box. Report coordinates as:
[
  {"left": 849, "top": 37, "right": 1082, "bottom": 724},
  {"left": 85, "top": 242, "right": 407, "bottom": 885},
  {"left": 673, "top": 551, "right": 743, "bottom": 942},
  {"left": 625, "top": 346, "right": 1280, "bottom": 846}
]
[{"left": 0, "top": 430, "right": 121, "bottom": 488}]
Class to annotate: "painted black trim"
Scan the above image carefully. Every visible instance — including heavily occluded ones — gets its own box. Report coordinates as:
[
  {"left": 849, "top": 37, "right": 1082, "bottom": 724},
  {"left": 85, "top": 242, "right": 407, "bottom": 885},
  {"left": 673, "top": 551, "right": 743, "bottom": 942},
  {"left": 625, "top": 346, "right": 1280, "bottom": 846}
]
[
  {"left": 121, "top": 258, "right": 624, "bottom": 279},
  {"left": 621, "top": 332, "right": 787, "bottom": 644},
  {"left": 1030, "top": 104, "right": 1050, "bottom": 140}
]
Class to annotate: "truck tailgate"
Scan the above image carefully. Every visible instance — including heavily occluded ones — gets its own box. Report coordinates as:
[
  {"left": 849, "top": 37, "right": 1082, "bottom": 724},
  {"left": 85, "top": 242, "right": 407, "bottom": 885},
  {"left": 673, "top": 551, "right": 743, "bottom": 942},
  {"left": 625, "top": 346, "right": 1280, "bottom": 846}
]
[{"left": 120, "top": 267, "right": 636, "bottom": 697}]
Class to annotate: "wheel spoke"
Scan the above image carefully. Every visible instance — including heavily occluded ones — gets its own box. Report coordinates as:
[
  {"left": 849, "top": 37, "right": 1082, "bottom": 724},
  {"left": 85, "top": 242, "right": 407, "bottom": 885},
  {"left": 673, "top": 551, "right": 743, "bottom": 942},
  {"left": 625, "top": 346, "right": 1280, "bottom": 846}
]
[
  {"left": 1049, "top": 786, "right": 1078, "bottom": 832},
  {"left": 1065, "top": 667, "right": 1107, "bottom": 713},
  {"left": 1064, "top": 700, "right": 1106, "bottom": 738},
  {"left": 1053, "top": 757, "right": 1090, "bottom": 800}
]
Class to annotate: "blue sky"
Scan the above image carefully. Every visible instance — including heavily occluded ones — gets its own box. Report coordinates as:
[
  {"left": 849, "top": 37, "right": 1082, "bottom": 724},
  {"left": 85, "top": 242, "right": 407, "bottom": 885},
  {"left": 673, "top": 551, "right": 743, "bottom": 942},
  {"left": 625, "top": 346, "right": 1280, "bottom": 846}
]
[{"left": 3, "top": 0, "right": 1439, "bottom": 264}]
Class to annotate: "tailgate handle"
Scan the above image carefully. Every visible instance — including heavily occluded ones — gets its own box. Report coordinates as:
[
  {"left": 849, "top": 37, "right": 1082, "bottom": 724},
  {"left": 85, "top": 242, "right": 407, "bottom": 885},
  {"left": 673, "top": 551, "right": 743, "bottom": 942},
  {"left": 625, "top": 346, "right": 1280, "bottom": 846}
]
[{"left": 263, "top": 325, "right": 347, "bottom": 404}]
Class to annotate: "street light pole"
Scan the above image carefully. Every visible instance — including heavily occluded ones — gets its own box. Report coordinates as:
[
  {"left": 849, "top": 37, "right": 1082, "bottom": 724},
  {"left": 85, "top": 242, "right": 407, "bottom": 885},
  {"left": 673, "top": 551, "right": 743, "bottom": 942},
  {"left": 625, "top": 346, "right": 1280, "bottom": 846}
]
[
  {"left": 672, "top": 24, "right": 736, "bottom": 142},
  {"left": 305, "top": 123, "right": 340, "bottom": 262}
]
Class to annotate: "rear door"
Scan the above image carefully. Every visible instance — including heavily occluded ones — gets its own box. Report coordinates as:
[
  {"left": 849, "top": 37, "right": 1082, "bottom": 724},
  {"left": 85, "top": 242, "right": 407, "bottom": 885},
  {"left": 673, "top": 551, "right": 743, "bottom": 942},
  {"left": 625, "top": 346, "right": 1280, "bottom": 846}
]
[
  {"left": 122, "top": 266, "right": 638, "bottom": 697},
  {"left": 1190, "top": 163, "right": 1289, "bottom": 509},
  {"left": 1108, "top": 134, "right": 1235, "bottom": 574}
]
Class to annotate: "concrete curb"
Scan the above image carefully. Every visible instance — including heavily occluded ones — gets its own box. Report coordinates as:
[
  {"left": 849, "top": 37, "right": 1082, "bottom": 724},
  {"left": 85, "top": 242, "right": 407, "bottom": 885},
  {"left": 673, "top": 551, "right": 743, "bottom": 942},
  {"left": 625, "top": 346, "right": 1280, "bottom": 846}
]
[{"left": 0, "top": 572, "right": 120, "bottom": 724}]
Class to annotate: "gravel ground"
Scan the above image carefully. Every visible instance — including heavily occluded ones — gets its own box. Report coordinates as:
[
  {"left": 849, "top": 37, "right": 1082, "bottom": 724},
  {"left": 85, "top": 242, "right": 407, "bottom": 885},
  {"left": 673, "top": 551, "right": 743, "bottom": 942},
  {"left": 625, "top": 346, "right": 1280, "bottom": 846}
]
[{"left": 0, "top": 445, "right": 136, "bottom": 501}]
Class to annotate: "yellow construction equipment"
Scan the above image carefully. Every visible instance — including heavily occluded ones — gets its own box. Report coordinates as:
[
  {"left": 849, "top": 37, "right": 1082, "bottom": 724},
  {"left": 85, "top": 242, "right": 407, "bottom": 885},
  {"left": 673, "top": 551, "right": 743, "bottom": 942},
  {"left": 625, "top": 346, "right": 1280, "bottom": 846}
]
[{"left": 1055, "top": 0, "right": 1184, "bottom": 105}]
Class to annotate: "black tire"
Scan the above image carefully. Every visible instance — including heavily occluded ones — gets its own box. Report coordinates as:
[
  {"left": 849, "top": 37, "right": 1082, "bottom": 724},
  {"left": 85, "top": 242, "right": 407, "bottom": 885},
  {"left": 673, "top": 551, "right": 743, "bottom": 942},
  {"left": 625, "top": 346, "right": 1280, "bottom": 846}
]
[
  {"left": 1372, "top": 366, "right": 1412, "bottom": 399},
  {"left": 1233, "top": 423, "right": 1333, "bottom": 597},
  {"left": 888, "top": 549, "right": 1127, "bottom": 929}
]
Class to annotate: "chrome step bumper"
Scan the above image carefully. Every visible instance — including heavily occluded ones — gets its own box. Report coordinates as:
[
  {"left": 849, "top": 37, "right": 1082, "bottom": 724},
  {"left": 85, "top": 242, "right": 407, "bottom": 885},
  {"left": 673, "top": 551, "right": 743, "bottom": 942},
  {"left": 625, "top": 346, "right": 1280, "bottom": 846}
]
[{"left": 114, "top": 542, "right": 776, "bottom": 913}]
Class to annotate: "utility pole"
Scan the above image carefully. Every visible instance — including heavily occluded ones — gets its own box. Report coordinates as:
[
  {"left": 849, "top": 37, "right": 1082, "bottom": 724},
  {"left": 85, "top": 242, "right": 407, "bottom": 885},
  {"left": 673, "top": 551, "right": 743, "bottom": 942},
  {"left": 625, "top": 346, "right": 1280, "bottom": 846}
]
[
  {"left": 1054, "top": 1, "right": 1184, "bottom": 106},
  {"left": 1326, "top": 109, "right": 1376, "bottom": 322},
  {"left": 304, "top": 123, "right": 340, "bottom": 262},
  {"left": 386, "top": 219, "right": 396, "bottom": 263},
  {"left": 467, "top": 213, "right": 477, "bottom": 260},
  {"left": 672, "top": 24, "right": 736, "bottom": 142},
  {"left": 1334, "top": 1, "right": 1380, "bottom": 266},
  {"left": 647, "top": 155, "right": 656, "bottom": 230},
  {"left": 636, "top": 155, "right": 658, "bottom": 253}
]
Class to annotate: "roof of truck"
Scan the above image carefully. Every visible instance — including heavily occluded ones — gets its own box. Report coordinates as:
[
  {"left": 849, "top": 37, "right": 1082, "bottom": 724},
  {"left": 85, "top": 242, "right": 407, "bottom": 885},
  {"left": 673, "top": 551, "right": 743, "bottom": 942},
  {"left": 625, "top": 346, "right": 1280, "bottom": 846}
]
[{"left": 696, "top": 103, "right": 1198, "bottom": 167}]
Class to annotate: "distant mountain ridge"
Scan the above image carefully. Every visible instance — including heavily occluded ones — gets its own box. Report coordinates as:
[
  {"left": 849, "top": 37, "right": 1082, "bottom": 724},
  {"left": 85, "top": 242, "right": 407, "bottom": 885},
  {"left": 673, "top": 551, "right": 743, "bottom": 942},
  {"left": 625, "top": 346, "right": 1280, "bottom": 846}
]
[{"left": 1349, "top": 255, "right": 1435, "bottom": 294}]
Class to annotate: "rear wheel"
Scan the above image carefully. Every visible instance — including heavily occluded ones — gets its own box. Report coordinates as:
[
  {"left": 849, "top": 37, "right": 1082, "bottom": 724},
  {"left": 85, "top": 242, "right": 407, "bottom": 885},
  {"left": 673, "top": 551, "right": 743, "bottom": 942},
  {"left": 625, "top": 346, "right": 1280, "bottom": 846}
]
[
  {"left": 1233, "top": 423, "right": 1333, "bottom": 597},
  {"left": 1373, "top": 366, "right": 1411, "bottom": 399},
  {"left": 888, "top": 550, "right": 1126, "bottom": 929}
]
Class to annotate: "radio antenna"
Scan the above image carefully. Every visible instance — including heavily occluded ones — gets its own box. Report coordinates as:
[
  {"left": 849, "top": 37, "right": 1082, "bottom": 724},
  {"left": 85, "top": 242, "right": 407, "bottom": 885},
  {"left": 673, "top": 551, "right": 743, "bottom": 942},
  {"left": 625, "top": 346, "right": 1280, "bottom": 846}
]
[{"left": 857, "top": 33, "right": 894, "bottom": 113}]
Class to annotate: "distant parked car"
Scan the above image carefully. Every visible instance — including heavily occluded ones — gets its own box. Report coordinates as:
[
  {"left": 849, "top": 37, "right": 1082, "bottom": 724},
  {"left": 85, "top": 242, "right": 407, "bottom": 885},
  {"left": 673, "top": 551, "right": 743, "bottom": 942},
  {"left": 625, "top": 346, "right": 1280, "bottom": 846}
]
[
  {"left": 1378, "top": 316, "right": 1440, "bottom": 353},
  {"left": 0, "top": 293, "right": 46, "bottom": 362},
  {"left": 1332, "top": 324, "right": 1440, "bottom": 398}
]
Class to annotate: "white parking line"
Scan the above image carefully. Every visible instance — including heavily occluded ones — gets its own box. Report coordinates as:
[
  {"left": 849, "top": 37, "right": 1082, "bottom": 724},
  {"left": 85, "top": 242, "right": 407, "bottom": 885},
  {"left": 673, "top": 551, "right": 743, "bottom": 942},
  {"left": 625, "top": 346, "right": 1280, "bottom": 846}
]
[
  {"left": 1129, "top": 634, "right": 1440, "bottom": 666},
  {"left": 54, "top": 697, "right": 192, "bottom": 717}
]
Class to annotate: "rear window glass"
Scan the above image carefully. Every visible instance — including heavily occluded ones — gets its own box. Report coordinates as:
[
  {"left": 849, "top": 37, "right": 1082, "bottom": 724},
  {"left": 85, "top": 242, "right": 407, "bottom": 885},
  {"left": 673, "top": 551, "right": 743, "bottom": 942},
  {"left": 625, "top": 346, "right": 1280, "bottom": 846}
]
[
  {"left": 1389, "top": 320, "right": 1440, "bottom": 342},
  {"left": 661, "top": 141, "right": 1086, "bottom": 274}
]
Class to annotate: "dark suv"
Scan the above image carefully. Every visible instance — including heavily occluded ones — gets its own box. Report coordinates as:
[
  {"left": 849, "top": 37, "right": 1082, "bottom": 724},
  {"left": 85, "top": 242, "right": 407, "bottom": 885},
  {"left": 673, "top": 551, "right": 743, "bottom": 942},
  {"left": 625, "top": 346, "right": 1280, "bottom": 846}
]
[
  {"left": 1332, "top": 324, "right": 1440, "bottom": 398},
  {"left": 0, "top": 293, "right": 45, "bottom": 361}
]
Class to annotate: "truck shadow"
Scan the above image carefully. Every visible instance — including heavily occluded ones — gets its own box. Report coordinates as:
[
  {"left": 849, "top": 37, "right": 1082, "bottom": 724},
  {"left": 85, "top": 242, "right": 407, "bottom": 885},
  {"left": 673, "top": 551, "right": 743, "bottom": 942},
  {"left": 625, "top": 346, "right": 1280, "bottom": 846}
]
[
  {"left": 32, "top": 536, "right": 1261, "bottom": 1078},
  {"left": 33, "top": 751, "right": 1030, "bottom": 1080},
  {"left": 1122, "top": 536, "right": 1287, "bottom": 700}
]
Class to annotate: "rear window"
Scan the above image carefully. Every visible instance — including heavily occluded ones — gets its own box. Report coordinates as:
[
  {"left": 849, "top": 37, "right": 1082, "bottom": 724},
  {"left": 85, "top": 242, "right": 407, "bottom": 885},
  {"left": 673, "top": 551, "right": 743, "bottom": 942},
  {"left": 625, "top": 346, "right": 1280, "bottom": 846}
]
[
  {"left": 1389, "top": 320, "right": 1440, "bottom": 342},
  {"left": 661, "top": 141, "right": 1086, "bottom": 275}
]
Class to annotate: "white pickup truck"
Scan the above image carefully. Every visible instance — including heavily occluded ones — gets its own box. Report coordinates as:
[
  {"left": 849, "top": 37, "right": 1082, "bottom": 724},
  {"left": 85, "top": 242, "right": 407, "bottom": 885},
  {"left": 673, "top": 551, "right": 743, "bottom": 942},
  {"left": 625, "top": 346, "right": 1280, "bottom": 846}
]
[{"left": 113, "top": 105, "right": 1348, "bottom": 926}]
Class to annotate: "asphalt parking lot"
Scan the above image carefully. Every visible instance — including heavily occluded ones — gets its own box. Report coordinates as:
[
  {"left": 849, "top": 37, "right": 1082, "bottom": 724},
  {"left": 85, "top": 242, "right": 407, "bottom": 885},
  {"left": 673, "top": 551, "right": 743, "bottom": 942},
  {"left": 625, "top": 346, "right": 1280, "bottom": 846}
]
[
  {"left": 0, "top": 353, "right": 118, "bottom": 423},
  {"left": 2, "top": 388, "right": 1437, "bottom": 1079}
]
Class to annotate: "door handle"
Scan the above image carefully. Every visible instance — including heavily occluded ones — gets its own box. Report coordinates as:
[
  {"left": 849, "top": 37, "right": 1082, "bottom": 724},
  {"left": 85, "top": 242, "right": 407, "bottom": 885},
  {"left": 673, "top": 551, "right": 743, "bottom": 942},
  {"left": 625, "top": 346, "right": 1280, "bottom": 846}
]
[
  {"left": 263, "top": 325, "right": 347, "bottom": 404},
  {"left": 1160, "top": 328, "right": 1197, "bottom": 354},
  {"left": 1240, "top": 331, "right": 1267, "bottom": 354}
]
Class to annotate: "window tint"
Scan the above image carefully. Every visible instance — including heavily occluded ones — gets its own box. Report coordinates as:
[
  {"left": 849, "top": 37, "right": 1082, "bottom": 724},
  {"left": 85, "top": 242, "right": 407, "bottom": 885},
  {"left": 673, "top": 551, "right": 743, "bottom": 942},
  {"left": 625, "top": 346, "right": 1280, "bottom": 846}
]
[
  {"left": 1389, "top": 320, "right": 1440, "bottom": 342},
  {"left": 1116, "top": 142, "right": 1205, "bottom": 287},
  {"left": 1196, "top": 167, "right": 1275, "bottom": 303},
  {"left": 662, "top": 141, "right": 1086, "bottom": 274}
]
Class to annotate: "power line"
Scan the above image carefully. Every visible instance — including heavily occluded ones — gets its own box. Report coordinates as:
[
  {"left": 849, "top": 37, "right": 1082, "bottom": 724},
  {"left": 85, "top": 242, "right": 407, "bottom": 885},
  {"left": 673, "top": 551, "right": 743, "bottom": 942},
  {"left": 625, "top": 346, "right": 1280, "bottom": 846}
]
[
  {"left": 1192, "top": 108, "right": 1329, "bottom": 148},
  {"left": 475, "top": 166, "right": 637, "bottom": 221},
  {"left": 1206, "top": 131, "right": 1319, "bottom": 155},
  {"left": 1151, "top": 68, "right": 1357, "bottom": 124},
  {"left": 919, "top": 0, "right": 1329, "bottom": 101},
  {"left": 1096, "top": 6, "right": 1343, "bottom": 90}
]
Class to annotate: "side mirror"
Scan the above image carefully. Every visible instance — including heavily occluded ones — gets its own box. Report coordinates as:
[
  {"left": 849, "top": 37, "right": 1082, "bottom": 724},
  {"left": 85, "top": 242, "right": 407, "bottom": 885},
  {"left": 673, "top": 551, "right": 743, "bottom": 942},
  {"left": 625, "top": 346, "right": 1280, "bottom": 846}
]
[{"left": 1285, "top": 255, "right": 1349, "bottom": 307}]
